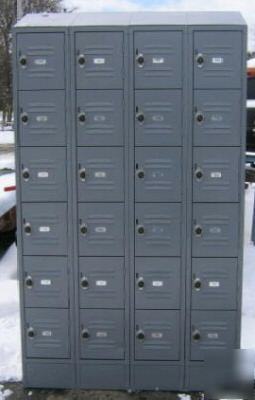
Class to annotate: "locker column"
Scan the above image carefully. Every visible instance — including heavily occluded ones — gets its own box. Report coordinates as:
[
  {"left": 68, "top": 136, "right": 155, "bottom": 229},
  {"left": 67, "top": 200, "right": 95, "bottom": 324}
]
[
  {"left": 132, "top": 29, "right": 185, "bottom": 390},
  {"left": 73, "top": 29, "right": 129, "bottom": 389},
  {"left": 186, "top": 27, "right": 246, "bottom": 388},
  {"left": 14, "top": 29, "right": 75, "bottom": 387}
]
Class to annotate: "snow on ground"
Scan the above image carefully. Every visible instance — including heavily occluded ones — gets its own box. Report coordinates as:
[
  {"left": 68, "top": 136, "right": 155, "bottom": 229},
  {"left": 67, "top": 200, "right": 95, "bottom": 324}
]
[
  {"left": 0, "top": 173, "right": 16, "bottom": 217},
  {"left": 0, "top": 152, "right": 15, "bottom": 172},
  {"left": 0, "top": 131, "right": 14, "bottom": 147},
  {"left": 0, "top": 187, "right": 254, "bottom": 383},
  {"left": 0, "top": 244, "right": 21, "bottom": 382}
]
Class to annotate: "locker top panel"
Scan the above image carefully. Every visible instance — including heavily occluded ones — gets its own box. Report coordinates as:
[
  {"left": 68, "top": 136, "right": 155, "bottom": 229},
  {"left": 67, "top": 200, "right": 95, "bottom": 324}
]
[{"left": 15, "top": 11, "right": 246, "bottom": 28}]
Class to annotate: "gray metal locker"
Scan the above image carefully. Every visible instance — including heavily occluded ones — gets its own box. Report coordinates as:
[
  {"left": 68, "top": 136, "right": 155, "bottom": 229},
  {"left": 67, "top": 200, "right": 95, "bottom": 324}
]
[
  {"left": 18, "top": 90, "right": 66, "bottom": 146},
  {"left": 76, "top": 90, "right": 124, "bottom": 146},
  {"left": 135, "top": 90, "right": 182, "bottom": 146},
  {"left": 14, "top": 11, "right": 246, "bottom": 392},
  {"left": 20, "top": 147, "right": 67, "bottom": 202}
]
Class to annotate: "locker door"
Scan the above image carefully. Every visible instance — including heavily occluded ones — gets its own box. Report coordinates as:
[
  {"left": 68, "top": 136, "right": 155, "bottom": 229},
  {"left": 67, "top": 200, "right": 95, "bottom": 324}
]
[
  {"left": 75, "top": 32, "right": 123, "bottom": 89},
  {"left": 17, "top": 33, "right": 65, "bottom": 90},
  {"left": 193, "top": 90, "right": 241, "bottom": 146},
  {"left": 23, "top": 256, "right": 69, "bottom": 308},
  {"left": 192, "top": 203, "right": 239, "bottom": 257},
  {"left": 192, "top": 258, "right": 238, "bottom": 310},
  {"left": 19, "top": 91, "right": 66, "bottom": 146},
  {"left": 78, "top": 203, "right": 124, "bottom": 256},
  {"left": 76, "top": 90, "right": 124, "bottom": 146},
  {"left": 194, "top": 31, "right": 242, "bottom": 89},
  {"left": 135, "top": 257, "right": 181, "bottom": 309},
  {"left": 193, "top": 147, "right": 240, "bottom": 202},
  {"left": 190, "top": 311, "right": 236, "bottom": 361},
  {"left": 22, "top": 203, "right": 67, "bottom": 256},
  {"left": 134, "top": 31, "right": 182, "bottom": 89},
  {"left": 79, "top": 257, "right": 124, "bottom": 308},
  {"left": 20, "top": 147, "right": 67, "bottom": 202},
  {"left": 77, "top": 147, "right": 124, "bottom": 202},
  {"left": 135, "top": 203, "right": 181, "bottom": 256},
  {"left": 80, "top": 309, "right": 124, "bottom": 359},
  {"left": 135, "top": 310, "right": 180, "bottom": 360},
  {"left": 135, "top": 90, "right": 182, "bottom": 146},
  {"left": 25, "top": 309, "right": 69, "bottom": 359},
  {"left": 135, "top": 147, "right": 181, "bottom": 202}
]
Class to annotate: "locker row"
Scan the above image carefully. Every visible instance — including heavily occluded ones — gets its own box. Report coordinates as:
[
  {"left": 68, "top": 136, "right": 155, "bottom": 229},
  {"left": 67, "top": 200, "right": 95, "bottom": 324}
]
[
  {"left": 17, "top": 31, "right": 242, "bottom": 90},
  {"left": 23, "top": 256, "right": 238, "bottom": 310},
  {"left": 19, "top": 147, "right": 240, "bottom": 202},
  {"left": 21, "top": 202, "right": 240, "bottom": 257},
  {"left": 17, "top": 90, "right": 242, "bottom": 147},
  {"left": 24, "top": 308, "right": 236, "bottom": 361}
]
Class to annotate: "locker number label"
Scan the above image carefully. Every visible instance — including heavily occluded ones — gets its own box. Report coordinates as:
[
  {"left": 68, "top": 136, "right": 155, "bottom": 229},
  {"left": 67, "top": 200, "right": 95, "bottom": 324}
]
[
  {"left": 42, "top": 330, "right": 52, "bottom": 337},
  {"left": 209, "top": 281, "right": 220, "bottom": 288},
  {"left": 95, "top": 226, "right": 107, "bottom": 233},
  {"left": 36, "top": 115, "right": 48, "bottom": 123},
  {"left": 39, "top": 226, "right": 50, "bottom": 233},
  {"left": 207, "top": 332, "right": 219, "bottom": 339},
  {"left": 96, "top": 280, "right": 107, "bottom": 287},
  {"left": 210, "top": 171, "right": 222, "bottom": 179},
  {"left": 212, "top": 57, "right": 224, "bottom": 64},
  {"left": 151, "top": 332, "right": 163, "bottom": 339},
  {"left": 152, "top": 280, "right": 163, "bottom": 287},
  {"left": 93, "top": 58, "right": 105, "bottom": 64},
  {"left": 152, "top": 57, "right": 165, "bottom": 64},
  {"left": 96, "top": 331, "right": 108, "bottom": 338},
  {"left": 40, "top": 279, "right": 52, "bottom": 286},
  {"left": 38, "top": 171, "right": 49, "bottom": 178},
  {"left": 34, "top": 58, "right": 47, "bottom": 66}
]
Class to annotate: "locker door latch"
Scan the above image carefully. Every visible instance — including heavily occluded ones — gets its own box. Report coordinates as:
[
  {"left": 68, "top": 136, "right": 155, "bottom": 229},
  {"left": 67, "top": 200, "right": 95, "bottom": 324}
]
[
  {"left": 136, "top": 53, "right": 144, "bottom": 68},
  {"left": 196, "top": 53, "right": 204, "bottom": 68}
]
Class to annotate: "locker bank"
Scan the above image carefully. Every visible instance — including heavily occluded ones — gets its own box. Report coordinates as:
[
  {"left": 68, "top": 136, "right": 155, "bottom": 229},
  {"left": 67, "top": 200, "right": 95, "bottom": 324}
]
[{"left": 13, "top": 11, "right": 247, "bottom": 391}]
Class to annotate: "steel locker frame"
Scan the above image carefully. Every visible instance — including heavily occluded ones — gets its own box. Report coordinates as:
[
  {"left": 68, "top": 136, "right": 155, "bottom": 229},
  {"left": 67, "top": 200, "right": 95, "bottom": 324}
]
[{"left": 13, "top": 11, "right": 247, "bottom": 392}]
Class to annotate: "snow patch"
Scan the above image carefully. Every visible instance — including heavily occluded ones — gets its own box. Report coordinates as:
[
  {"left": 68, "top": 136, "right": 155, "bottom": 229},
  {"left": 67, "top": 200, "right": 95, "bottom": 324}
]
[
  {"left": 0, "top": 387, "right": 13, "bottom": 399},
  {"left": 0, "top": 131, "right": 14, "bottom": 146}
]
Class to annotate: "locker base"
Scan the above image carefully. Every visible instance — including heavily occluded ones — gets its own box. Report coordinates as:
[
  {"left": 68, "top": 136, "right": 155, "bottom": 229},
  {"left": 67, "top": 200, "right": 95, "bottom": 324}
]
[
  {"left": 23, "top": 360, "right": 76, "bottom": 389},
  {"left": 133, "top": 364, "right": 183, "bottom": 391},
  {"left": 78, "top": 362, "right": 129, "bottom": 390}
]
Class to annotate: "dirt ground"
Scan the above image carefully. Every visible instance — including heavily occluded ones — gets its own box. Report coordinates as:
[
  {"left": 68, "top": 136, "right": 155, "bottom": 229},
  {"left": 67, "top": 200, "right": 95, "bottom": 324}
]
[{"left": 0, "top": 383, "right": 201, "bottom": 400}]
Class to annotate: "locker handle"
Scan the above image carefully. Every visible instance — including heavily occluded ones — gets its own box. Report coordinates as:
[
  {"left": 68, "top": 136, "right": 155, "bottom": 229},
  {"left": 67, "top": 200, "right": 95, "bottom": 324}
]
[
  {"left": 137, "top": 277, "right": 145, "bottom": 289},
  {"left": 25, "top": 275, "right": 33, "bottom": 289},
  {"left": 80, "top": 223, "right": 88, "bottom": 235},
  {"left": 27, "top": 327, "right": 35, "bottom": 339},
  {"left": 81, "top": 329, "right": 90, "bottom": 340},
  {"left": 19, "top": 55, "right": 27, "bottom": 67},
  {"left": 136, "top": 112, "right": 145, "bottom": 123},
  {"left": 194, "top": 168, "right": 203, "bottom": 180},
  {"left": 78, "top": 54, "right": 86, "bottom": 66},
  {"left": 196, "top": 53, "right": 204, "bottom": 68},
  {"left": 193, "top": 278, "right": 202, "bottom": 291},
  {"left": 192, "top": 329, "right": 201, "bottom": 342},
  {"left": 136, "top": 53, "right": 144, "bottom": 67},
  {"left": 22, "top": 168, "right": 30, "bottom": 181},
  {"left": 136, "top": 169, "right": 145, "bottom": 179},
  {"left": 194, "top": 225, "right": 202, "bottom": 237},
  {"left": 79, "top": 168, "right": 86, "bottom": 182},
  {"left": 137, "top": 225, "right": 145, "bottom": 235},
  {"left": 136, "top": 330, "right": 145, "bottom": 340},
  {"left": 24, "top": 222, "right": 32, "bottom": 235},
  {"left": 21, "top": 113, "right": 29, "bottom": 124},
  {"left": 195, "top": 112, "right": 204, "bottom": 124},
  {"left": 78, "top": 112, "right": 86, "bottom": 123},
  {"left": 81, "top": 276, "right": 89, "bottom": 289}
]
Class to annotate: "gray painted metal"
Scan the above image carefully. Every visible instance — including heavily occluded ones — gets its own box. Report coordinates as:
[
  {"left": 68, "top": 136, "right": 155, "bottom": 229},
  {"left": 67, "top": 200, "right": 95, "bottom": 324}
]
[
  {"left": 18, "top": 90, "right": 66, "bottom": 146},
  {"left": 135, "top": 257, "right": 181, "bottom": 309},
  {"left": 135, "top": 310, "right": 180, "bottom": 360},
  {"left": 79, "top": 257, "right": 125, "bottom": 308},
  {"left": 135, "top": 147, "right": 182, "bottom": 202},
  {"left": 75, "top": 32, "right": 124, "bottom": 89},
  {"left": 77, "top": 147, "right": 124, "bottom": 202},
  {"left": 20, "top": 147, "right": 67, "bottom": 202},
  {"left": 135, "top": 90, "right": 182, "bottom": 146},
  {"left": 191, "top": 258, "right": 238, "bottom": 310},
  {"left": 193, "top": 90, "right": 241, "bottom": 146},
  {"left": 17, "top": 33, "right": 65, "bottom": 90},
  {"left": 193, "top": 147, "right": 240, "bottom": 202},
  {"left": 190, "top": 310, "right": 236, "bottom": 361},
  {"left": 76, "top": 90, "right": 124, "bottom": 146},
  {"left": 25, "top": 308, "right": 70, "bottom": 359},
  {"left": 23, "top": 256, "right": 69, "bottom": 308},
  {"left": 80, "top": 309, "right": 125, "bottom": 359},
  {"left": 13, "top": 11, "right": 246, "bottom": 392},
  {"left": 134, "top": 31, "right": 183, "bottom": 89}
]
